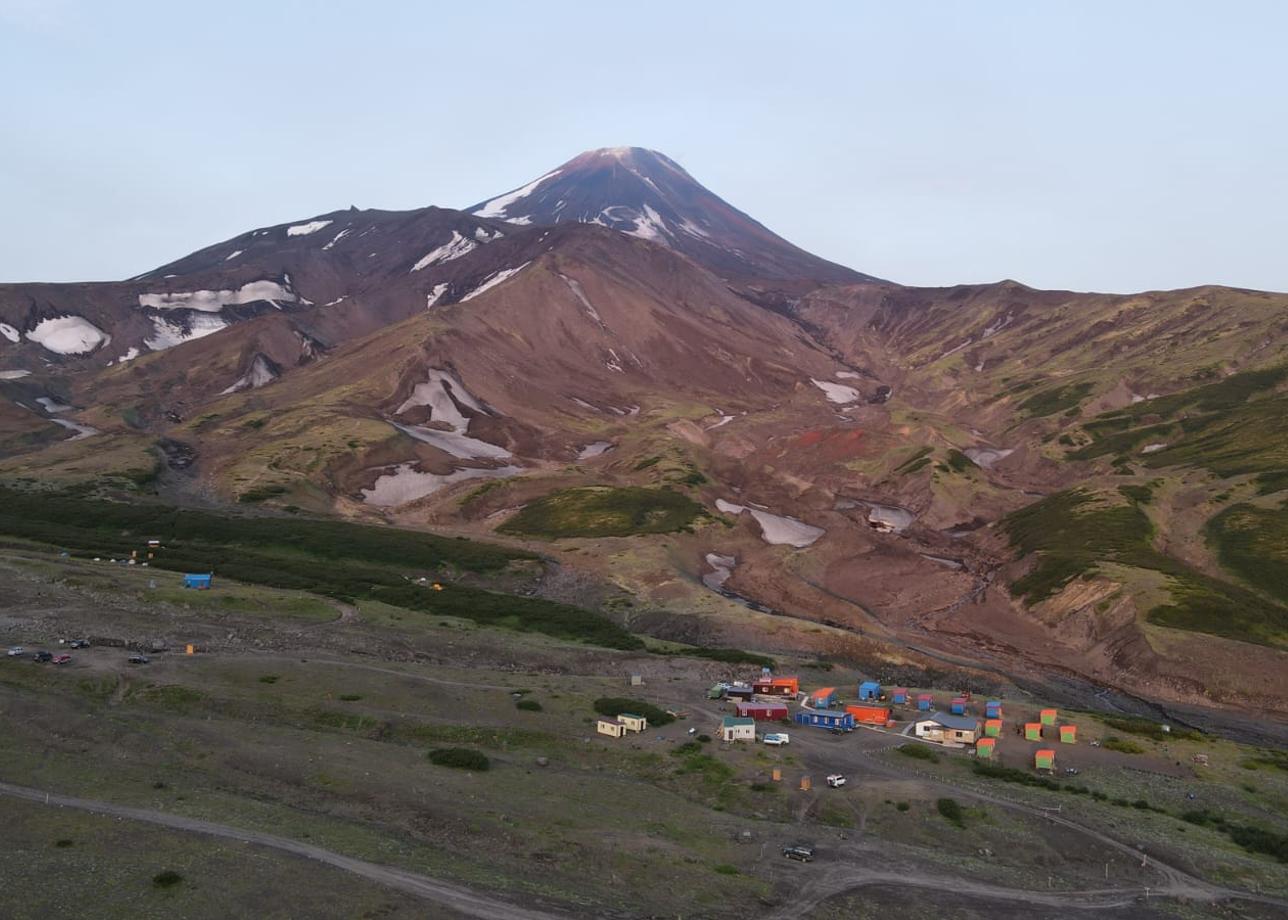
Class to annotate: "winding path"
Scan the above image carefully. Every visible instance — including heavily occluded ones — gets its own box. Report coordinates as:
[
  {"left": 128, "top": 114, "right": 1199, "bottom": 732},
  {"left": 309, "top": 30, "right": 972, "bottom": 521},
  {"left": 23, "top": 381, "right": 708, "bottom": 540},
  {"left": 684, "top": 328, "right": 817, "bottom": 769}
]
[{"left": 0, "top": 781, "right": 566, "bottom": 920}]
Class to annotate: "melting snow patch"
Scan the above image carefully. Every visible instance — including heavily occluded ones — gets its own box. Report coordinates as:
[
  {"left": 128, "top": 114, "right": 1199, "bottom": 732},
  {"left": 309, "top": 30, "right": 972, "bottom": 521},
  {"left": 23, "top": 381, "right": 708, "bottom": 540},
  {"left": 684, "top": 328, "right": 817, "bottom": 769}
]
[
  {"left": 115, "top": 347, "right": 140, "bottom": 364},
  {"left": 559, "top": 274, "right": 604, "bottom": 325},
  {"left": 145, "top": 313, "right": 229, "bottom": 351},
  {"left": 51, "top": 418, "right": 99, "bottom": 441},
  {"left": 139, "top": 280, "right": 296, "bottom": 312},
  {"left": 623, "top": 204, "right": 669, "bottom": 242},
  {"left": 715, "top": 498, "right": 746, "bottom": 515},
  {"left": 705, "top": 415, "right": 735, "bottom": 430},
  {"left": 703, "top": 553, "right": 737, "bottom": 590},
  {"left": 963, "top": 447, "right": 1014, "bottom": 469},
  {"left": 322, "top": 228, "right": 351, "bottom": 250},
  {"left": 286, "top": 219, "right": 333, "bottom": 236},
  {"left": 748, "top": 510, "right": 825, "bottom": 548},
  {"left": 982, "top": 311, "right": 1014, "bottom": 338},
  {"left": 224, "top": 249, "right": 243, "bottom": 261},
  {"left": 571, "top": 397, "right": 600, "bottom": 412},
  {"left": 426, "top": 283, "right": 449, "bottom": 308},
  {"left": 1142, "top": 443, "right": 1168, "bottom": 454},
  {"left": 362, "top": 463, "right": 521, "bottom": 507},
  {"left": 461, "top": 262, "right": 531, "bottom": 301},
  {"left": 220, "top": 355, "right": 279, "bottom": 395},
  {"left": 811, "top": 378, "right": 860, "bottom": 405},
  {"left": 864, "top": 503, "right": 915, "bottom": 534},
  {"left": 395, "top": 369, "right": 486, "bottom": 430},
  {"left": 577, "top": 441, "right": 613, "bottom": 460},
  {"left": 472, "top": 169, "right": 561, "bottom": 219},
  {"left": 391, "top": 422, "right": 512, "bottom": 461},
  {"left": 410, "top": 232, "right": 477, "bottom": 271},
  {"left": 0, "top": 322, "right": 19, "bottom": 343},
  {"left": 835, "top": 371, "right": 862, "bottom": 379},
  {"left": 0, "top": 369, "right": 31, "bottom": 380},
  {"left": 26, "top": 316, "right": 107, "bottom": 355},
  {"left": 36, "top": 397, "right": 72, "bottom": 413}
]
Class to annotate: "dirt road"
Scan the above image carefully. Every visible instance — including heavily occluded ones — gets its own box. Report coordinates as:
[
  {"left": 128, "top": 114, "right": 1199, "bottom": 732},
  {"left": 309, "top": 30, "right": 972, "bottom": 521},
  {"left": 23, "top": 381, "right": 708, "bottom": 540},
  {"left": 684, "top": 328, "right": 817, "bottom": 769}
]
[{"left": 0, "top": 781, "right": 569, "bottom": 920}]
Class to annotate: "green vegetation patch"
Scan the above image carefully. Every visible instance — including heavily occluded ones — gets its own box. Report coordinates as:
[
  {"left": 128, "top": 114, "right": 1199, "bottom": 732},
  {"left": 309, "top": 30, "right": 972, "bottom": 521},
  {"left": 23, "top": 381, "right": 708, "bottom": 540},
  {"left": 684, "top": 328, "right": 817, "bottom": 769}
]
[
  {"left": 0, "top": 487, "right": 642, "bottom": 651},
  {"left": 1071, "top": 366, "right": 1288, "bottom": 483},
  {"left": 1018, "top": 381, "right": 1093, "bottom": 418},
  {"left": 936, "top": 797, "right": 966, "bottom": 828},
  {"left": 1003, "top": 489, "right": 1288, "bottom": 648},
  {"left": 1207, "top": 503, "right": 1288, "bottom": 606},
  {"left": 1182, "top": 809, "right": 1288, "bottom": 863},
  {"left": 499, "top": 486, "right": 704, "bottom": 538},
  {"left": 659, "top": 646, "right": 775, "bottom": 669},
  {"left": 427, "top": 748, "right": 490, "bottom": 771},
  {"left": 944, "top": 449, "right": 978, "bottom": 474},
  {"left": 895, "top": 743, "right": 938, "bottom": 763},
  {"left": 594, "top": 697, "right": 675, "bottom": 726},
  {"left": 1097, "top": 715, "right": 1201, "bottom": 742}
]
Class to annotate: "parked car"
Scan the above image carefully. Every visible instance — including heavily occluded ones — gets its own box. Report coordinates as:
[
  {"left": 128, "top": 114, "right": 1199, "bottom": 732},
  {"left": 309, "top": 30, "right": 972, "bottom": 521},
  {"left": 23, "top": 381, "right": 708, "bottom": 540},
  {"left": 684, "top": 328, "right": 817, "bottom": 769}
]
[
  {"left": 128, "top": 655, "right": 151, "bottom": 665},
  {"left": 1064, "top": 767, "right": 1080, "bottom": 775},
  {"left": 67, "top": 639, "right": 90, "bottom": 649},
  {"left": 763, "top": 733, "right": 790, "bottom": 746},
  {"left": 31, "top": 651, "right": 53, "bottom": 662},
  {"left": 782, "top": 845, "right": 815, "bottom": 862},
  {"left": 826, "top": 773, "right": 847, "bottom": 788},
  {"left": 52, "top": 654, "right": 72, "bottom": 665},
  {"left": 6, "top": 646, "right": 25, "bottom": 657}
]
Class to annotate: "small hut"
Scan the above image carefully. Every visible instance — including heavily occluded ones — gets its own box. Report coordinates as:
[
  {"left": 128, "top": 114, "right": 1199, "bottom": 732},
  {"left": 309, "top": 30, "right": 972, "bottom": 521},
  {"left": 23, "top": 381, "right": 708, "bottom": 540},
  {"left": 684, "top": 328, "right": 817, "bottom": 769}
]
[
  {"left": 950, "top": 697, "right": 968, "bottom": 715},
  {"left": 1059, "top": 724, "right": 1077, "bottom": 744},
  {"left": 618, "top": 713, "right": 648, "bottom": 733},
  {"left": 858, "top": 681, "right": 882, "bottom": 701},
  {"left": 721, "top": 716, "right": 756, "bottom": 742},
  {"left": 984, "top": 719, "right": 1003, "bottom": 738},
  {"left": 596, "top": 718, "right": 627, "bottom": 738},
  {"left": 1040, "top": 708, "right": 1058, "bottom": 726},
  {"left": 1035, "top": 749, "right": 1056, "bottom": 771},
  {"left": 976, "top": 738, "right": 996, "bottom": 759},
  {"left": 810, "top": 687, "right": 837, "bottom": 709},
  {"left": 892, "top": 687, "right": 909, "bottom": 705},
  {"left": 985, "top": 700, "right": 1003, "bottom": 719},
  {"left": 916, "top": 694, "right": 933, "bottom": 712},
  {"left": 1024, "top": 722, "right": 1042, "bottom": 742}
]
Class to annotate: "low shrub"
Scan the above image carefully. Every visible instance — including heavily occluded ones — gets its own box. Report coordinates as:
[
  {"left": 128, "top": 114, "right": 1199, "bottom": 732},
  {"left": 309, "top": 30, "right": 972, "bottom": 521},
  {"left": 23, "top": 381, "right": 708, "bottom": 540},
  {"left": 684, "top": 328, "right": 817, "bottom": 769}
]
[
  {"left": 427, "top": 748, "right": 490, "bottom": 771},
  {"left": 896, "top": 743, "right": 938, "bottom": 763},
  {"left": 516, "top": 699, "right": 542, "bottom": 712},
  {"left": 593, "top": 697, "right": 674, "bottom": 726},
  {"left": 152, "top": 871, "right": 184, "bottom": 889},
  {"left": 937, "top": 797, "right": 966, "bottom": 827}
]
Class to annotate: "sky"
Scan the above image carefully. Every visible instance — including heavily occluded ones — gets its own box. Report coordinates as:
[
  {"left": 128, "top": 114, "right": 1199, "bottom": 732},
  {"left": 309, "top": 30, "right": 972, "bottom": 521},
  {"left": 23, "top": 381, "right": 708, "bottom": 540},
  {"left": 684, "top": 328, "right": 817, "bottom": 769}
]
[{"left": 2, "top": 1, "right": 1285, "bottom": 293}]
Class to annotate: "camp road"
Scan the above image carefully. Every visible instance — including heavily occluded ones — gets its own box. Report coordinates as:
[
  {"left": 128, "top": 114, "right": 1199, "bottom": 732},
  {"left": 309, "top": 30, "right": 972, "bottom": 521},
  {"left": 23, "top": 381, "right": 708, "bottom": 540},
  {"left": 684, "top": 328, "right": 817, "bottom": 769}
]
[
  {"left": 0, "top": 780, "right": 568, "bottom": 920},
  {"left": 4, "top": 778, "right": 1286, "bottom": 918}
]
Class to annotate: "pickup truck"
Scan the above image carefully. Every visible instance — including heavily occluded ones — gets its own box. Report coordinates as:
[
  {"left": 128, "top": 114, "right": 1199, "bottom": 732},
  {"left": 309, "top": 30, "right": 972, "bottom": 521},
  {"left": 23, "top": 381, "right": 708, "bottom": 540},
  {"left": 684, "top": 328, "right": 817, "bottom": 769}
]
[
  {"left": 52, "top": 654, "right": 72, "bottom": 665},
  {"left": 6, "top": 646, "right": 24, "bottom": 657},
  {"left": 763, "top": 733, "right": 790, "bottom": 746},
  {"left": 826, "top": 773, "right": 847, "bottom": 788}
]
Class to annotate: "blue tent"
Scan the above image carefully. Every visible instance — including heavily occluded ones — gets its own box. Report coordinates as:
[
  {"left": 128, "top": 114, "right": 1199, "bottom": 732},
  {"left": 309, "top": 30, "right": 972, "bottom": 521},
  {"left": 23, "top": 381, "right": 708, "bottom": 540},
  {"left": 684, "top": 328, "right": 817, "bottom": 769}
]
[
  {"left": 858, "top": 681, "right": 881, "bottom": 700},
  {"left": 183, "top": 573, "right": 213, "bottom": 590}
]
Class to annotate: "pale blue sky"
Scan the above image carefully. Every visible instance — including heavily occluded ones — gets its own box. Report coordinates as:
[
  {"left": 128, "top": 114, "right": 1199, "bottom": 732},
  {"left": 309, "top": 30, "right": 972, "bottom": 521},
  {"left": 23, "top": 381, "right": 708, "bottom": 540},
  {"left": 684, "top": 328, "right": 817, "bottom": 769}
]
[{"left": 2, "top": 1, "right": 1285, "bottom": 292}]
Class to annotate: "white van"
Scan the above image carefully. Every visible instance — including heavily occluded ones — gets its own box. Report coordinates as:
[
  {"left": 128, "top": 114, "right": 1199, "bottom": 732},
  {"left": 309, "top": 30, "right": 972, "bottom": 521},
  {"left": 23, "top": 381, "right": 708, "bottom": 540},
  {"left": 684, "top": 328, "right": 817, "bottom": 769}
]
[{"left": 763, "top": 733, "right": 790, "bottom": 746}]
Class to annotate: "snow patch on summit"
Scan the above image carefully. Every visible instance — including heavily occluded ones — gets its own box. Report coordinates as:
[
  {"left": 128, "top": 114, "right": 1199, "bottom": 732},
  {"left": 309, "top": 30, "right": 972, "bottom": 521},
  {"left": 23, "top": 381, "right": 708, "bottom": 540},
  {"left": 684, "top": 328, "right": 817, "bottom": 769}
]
[
  {"left": 472, "top": 169, "right": 561, "bottom": 220},
  {"left": 286, "top": 219, "right": 333, "bottom": 236},
  {"left": 0, "top": 322, "right": 18, "bottom": 343},
  {"left": 411, "top": 232, "right": 476, "bottom": 272}
]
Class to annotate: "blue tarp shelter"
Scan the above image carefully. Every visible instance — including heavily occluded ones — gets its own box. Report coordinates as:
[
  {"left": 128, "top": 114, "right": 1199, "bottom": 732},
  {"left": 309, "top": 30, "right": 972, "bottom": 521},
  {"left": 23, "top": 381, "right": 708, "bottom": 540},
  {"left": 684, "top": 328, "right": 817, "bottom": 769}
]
[{"left": 183, "top": 573, "right": 213, "bottom": 590}]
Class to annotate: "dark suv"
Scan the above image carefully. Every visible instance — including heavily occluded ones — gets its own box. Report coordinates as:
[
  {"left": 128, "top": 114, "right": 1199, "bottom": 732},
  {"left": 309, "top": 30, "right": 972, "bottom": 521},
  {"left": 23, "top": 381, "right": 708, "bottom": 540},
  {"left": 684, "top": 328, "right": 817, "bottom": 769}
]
[
  {"left": 782, "top": 845, "right": 815, "bottom": 862},
  {"left": 31, "top": 651, "right": 53, "bottom": 663}
]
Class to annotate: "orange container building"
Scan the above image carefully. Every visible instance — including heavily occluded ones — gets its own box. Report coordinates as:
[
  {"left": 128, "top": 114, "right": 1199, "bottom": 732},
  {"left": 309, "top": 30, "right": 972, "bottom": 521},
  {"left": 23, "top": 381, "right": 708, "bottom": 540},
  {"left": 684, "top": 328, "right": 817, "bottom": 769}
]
[
  {"left": 753, "top": 677, "right": 800, "bottom": 697},
  {"left": 845, "top": 703, "right": 892, "bottom": 725}
]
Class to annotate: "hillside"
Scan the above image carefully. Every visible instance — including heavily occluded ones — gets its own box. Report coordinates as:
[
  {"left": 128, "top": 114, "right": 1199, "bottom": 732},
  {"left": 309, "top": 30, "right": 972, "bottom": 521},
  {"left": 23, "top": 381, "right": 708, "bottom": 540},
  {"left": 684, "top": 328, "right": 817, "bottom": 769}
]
[{"left": 2, "top": 149, "right": 1287, "bottom": 722}]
